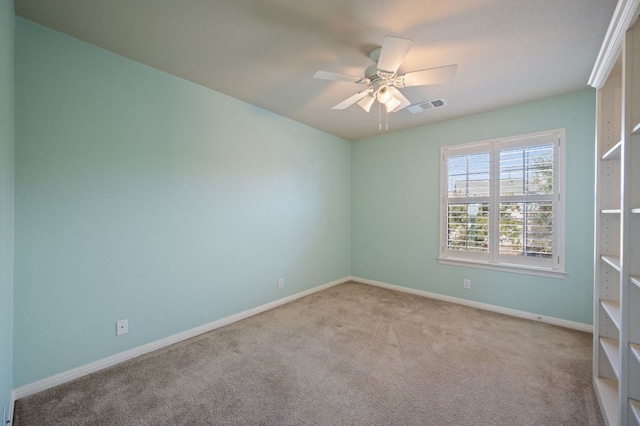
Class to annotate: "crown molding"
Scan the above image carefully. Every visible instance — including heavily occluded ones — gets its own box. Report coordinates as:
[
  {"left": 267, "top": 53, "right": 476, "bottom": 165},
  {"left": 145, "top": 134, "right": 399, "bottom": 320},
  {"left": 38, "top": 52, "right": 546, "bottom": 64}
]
[{"left": 589, "top": 0, "right": 640, "bottom": 89}]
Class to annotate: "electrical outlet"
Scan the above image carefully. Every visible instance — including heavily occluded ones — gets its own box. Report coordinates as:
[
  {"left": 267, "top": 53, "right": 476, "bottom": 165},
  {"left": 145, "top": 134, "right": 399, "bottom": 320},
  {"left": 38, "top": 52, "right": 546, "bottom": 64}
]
[
  {"left": 116, "top": 319, "right": 128, "bottom": 336},
  {"left": 463, "top": 279, "right": 471, "bottom": 289},
  {"left": 278, "top": 278, "right": 284, "bottom": 288}
]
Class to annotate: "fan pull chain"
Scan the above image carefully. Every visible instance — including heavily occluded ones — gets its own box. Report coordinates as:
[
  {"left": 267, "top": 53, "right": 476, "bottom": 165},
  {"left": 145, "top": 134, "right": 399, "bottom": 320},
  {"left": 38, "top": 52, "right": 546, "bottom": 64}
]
[{"left": 378, "top": 102, "right": 382, "bottom": 131}]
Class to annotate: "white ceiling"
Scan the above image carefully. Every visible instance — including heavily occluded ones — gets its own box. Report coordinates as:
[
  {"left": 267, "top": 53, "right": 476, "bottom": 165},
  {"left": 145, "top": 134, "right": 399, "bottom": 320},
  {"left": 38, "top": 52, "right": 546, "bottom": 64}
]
[{"left": 15, "top": 0, "right": 617, "bottom": 141}]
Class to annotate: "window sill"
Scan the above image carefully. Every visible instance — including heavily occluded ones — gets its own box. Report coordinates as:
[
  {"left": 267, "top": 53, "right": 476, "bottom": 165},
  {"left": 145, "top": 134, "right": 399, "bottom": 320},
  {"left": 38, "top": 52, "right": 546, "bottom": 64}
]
[{"left": 437, "top": 257, "right": 566, "bottom": 279}]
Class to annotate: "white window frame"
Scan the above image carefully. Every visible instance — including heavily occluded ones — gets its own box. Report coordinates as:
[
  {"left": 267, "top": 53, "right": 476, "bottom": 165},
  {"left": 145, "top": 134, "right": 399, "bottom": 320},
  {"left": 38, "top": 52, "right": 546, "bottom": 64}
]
[{"left": 438, "top": 129, "right": 566, "bottom": 278}]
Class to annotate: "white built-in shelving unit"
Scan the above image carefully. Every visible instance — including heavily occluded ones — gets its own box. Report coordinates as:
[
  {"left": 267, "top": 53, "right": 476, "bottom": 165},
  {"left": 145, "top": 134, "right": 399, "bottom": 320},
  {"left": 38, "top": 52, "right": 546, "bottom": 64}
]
[{"left": 591, "top": 1, "right": 640, "bottom": 425}]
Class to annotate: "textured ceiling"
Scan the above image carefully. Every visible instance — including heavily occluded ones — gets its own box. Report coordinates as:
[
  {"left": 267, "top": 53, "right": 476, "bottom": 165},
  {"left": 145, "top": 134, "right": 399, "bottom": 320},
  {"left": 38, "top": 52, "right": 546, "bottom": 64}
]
[{"left": 15, "top": 0, "right": 617, "bottom": 140}]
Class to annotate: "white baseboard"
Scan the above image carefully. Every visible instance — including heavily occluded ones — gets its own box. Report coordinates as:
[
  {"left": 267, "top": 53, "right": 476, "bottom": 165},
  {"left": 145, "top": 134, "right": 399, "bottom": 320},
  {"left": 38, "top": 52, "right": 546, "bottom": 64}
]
[
  {"left": 14, "top": 276, "right": 350, "bottom": 400},
  {"left": 5, "top": 390, "right": 15, "bottom": 426},
  {"left": 350, "top": 276, "right": 593, "bottom": 333},
  {"left": 14, "top": 275, "right": 592, "bottom": 399}
]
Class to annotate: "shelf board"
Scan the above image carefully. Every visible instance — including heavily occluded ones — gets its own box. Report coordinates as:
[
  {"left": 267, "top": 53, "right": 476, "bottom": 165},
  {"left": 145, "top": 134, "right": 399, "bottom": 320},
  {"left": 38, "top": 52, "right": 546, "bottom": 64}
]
[
  {"left": 631, "top": 399, "right": 640, "bottom": 426},
  {"left": 594, "top": 377, "right": 619, "bottom": 426},
  {"left": 601, "top": 300, "right": 621, "bottom": 331},
  {"left": 632, "top": 208, "right": 640, "bottom": 214},
  {"left": 601, "top": 255, "right": 621, "bottom": 272},
  {"left": 601, "top": 337, "right": 621, "bottom": 379},
  {"left": 632, "top": 343, "right": 640, "bottom": 365},
  {"left": 601, "top": 209, "right": 621, "bottom": 214},
  {"left": 633, "top": 121, "right": 640, "bottom": 134},
  {"left": 602, "top": 140, "right": 622, "bottom": 160},
  {"left": 632, "top": 276, "right": 640, "bottom": 289}
]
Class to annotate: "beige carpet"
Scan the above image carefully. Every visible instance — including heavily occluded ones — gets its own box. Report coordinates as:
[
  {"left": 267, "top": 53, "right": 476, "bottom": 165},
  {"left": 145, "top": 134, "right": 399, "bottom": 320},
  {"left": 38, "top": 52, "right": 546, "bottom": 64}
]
[{"left": 14, "top": 282, "right": 603, "bottom": 425}]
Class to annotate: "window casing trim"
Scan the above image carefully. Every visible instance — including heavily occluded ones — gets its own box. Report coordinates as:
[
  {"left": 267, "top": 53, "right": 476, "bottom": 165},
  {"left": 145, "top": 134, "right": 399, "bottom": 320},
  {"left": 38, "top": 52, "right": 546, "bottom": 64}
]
[
  {"left": 438, "top": 128, "right": 566, "bottom": 277},
  {"left": 437, "top": 257, "right": 566, "bottom": 279}
]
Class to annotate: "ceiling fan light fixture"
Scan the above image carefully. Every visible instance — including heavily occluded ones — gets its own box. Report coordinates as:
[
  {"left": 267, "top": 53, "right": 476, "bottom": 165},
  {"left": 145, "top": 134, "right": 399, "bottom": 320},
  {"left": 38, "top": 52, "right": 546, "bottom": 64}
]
[
  {"left": 376, "top": 86, "right": 393, "bottom": 104},
  {"left": 358, "top": 94, "right": 376, "bottom": 112},
  {"left": 385, "top": 96, "right": 401, "bottom": 112}
]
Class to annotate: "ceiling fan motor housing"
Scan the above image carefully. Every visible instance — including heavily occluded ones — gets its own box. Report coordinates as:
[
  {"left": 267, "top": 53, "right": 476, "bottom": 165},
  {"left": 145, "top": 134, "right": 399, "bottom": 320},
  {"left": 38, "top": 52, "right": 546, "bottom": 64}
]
[{"left": 364, "top": 64, "right": 391, "bottom": 101}]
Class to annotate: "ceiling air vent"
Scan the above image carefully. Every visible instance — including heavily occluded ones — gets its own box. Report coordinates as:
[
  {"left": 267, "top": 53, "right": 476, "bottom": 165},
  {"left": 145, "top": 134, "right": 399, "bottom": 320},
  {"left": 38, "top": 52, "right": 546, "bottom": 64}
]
[{"left": 407, "top": 98, "right": 448, "bottom": 114}]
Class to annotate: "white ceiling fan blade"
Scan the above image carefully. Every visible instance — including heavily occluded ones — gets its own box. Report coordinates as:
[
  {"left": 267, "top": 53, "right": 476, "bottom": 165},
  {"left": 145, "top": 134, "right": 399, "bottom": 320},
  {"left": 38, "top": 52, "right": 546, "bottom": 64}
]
[
  {"left": 389, "top": 87, "right": 411, "bottom": 112},
  {"left": 377, "top": 36, "right": 413, "bottom": 74},
  {"left": 332, "top": 91, "right": 370, "bottom": 110},
  {"left": 400, "top": 65, "right": 458, "bottom": 87},
  {"left": 314, "top": 71, "right": 365, "bottom": 84}
]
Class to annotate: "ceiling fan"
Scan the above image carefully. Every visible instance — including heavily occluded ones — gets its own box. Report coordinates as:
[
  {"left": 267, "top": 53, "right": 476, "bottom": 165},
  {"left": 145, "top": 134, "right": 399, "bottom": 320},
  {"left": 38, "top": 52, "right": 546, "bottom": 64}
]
[{"left": 314, "top": 36, "right": 457, "bottom": 114}]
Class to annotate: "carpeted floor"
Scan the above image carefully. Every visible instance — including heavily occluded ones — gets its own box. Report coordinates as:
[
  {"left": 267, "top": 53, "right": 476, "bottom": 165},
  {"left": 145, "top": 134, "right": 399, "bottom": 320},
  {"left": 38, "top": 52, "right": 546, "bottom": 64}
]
[{"left": 14, "top": 282, "right": 603, "bottom": 425}]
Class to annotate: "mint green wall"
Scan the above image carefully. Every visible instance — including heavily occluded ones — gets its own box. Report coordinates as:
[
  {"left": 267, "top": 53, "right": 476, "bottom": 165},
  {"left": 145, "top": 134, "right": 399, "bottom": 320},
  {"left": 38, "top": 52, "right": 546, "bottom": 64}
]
[
  {"left": 14, "top": 18, "right": 351, "bottom": 387},
  {"left": 352, "top": 90, "right": 595, "bottom": 325},
  {"left": 12, "top": 16, "right": 597, "bottom": 390},
  {"left": 0, "top": 0, "right": 14, "bottom": 415}
]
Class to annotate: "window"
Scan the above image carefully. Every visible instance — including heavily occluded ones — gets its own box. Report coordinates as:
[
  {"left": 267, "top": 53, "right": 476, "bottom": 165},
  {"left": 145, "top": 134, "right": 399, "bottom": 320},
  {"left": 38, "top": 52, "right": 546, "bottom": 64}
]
[{"left": 439, "top": 129, "right": 565, "bottom": 277}]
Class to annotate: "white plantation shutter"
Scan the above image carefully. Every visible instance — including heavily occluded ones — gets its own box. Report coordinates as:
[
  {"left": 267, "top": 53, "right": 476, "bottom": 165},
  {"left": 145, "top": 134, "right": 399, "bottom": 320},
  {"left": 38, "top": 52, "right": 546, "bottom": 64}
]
[
  {"left": 445, "top": 151, "right": 491, "bottom": 260},
  {"left": 447, "top": 152, "right": 491, "bottom": 198},
  {"left": 440, "top": 130, "right": 564, "bottom": 277},
  {"left": 447, "top": 202, "right": 489, "bottom": 253},
  {"left": 498, "top": 143, "right": 554, "bottom": 260},
  {"left": 498, "top": 201, "right": 553, "bottom": 257}
]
